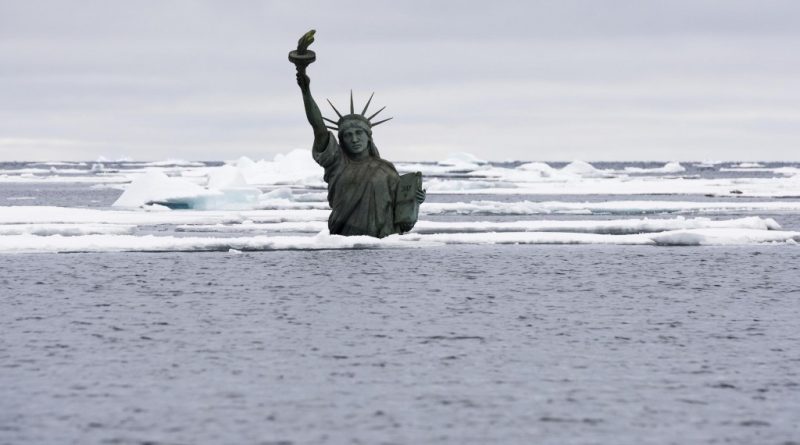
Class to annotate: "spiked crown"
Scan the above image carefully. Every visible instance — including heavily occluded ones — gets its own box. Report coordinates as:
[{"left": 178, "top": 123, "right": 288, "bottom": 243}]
[{"left": 323, "top": 91, "right": 393, "bottom": 132}]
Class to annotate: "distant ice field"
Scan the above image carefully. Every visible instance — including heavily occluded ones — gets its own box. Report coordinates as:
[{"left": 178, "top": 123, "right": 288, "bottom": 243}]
[{"left": 1, "top": 155, "right": 800, "bottom": 252}]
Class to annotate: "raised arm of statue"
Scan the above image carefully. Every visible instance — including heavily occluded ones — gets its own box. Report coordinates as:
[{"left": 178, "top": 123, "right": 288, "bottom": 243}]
[
  {"left": 297, "top": 73, "right": 329, "bottom": 150},
  {"left": 290, "top": 30, "right": 329, "bottom": 151}
]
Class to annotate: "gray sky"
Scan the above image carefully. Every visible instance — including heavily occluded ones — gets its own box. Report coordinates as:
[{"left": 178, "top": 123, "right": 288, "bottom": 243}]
[{"left": 1, "top": 0, "right": 799, "bottom": 161}]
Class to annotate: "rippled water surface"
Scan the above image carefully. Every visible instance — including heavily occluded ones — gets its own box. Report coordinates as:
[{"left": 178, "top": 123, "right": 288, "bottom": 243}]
[{"left": 2, "top": 246, "right": 800, "bottom": 444}]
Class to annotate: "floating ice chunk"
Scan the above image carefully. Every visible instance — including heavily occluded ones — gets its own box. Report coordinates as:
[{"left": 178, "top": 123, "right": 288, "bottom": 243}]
[
  {"left": 0, "top": 173, "right": 130, "bottom": 184},
  {"left": 0, "top": 233, "right": 423, "bottom": 253},
  {"left": 402, "top": 231, "right": 654, "bottom": 245},
  {"left": 167, "top": 189, "right": 262, "bottom": 210},
  {"left": 469, "top": 165, "right": 561, "bottom": 183},
  {"left": 206, "top": 164, "right": 249, "bottom": 189},
  {"left": 33, "top": 161, "right": 88, "bottom": 167},
  {"left": 413, "top": 216, "right": 780, "bottom": 234},
  {"left": 273, "top": 150, "right": 321, "bottom": 174},
  {"left": 47, "top": 168, "right": 94, "bottom": 175},
  {"left": 424, "top": 175, "right": 800, "bottom": 197},
  {"left": 293, "top": 191, "right": 328, "bottom": 202},
  {"left": 774, "top": 167, "right": 800, "bottom": 177},
  {"left": 649, "top": 228, "right": 800, "bottom": 246},
  {"left": 2, "top": 224, "right": 797, "bottom": 252},
  {"left": 113, "top": 170, "right": 261, "bottom": 210},
  {"left": 659, "top": 161, "right": 686, "bottom": 173},
  {"left": 624, "top": 162, "right": 686, "bottom": 174},
  {"left": 561, "top": 160, "right": 610, "bottom": 177},
  {"left": 518, "top": 162, "right": 559, "bottom": 178},
  {"left": 262, "top": 187, "right": 295, "bottom": 199},
  {"left": 439, "top": 152, "right": 487, "bottom": 169},
  {"left": 0, "top": 168, "right": 52, "bottom": 175},
  {"left": 0, "top": 223, "right": 135, "bottom": 236},
  {"left": 173, "top": 216, "right": 779, "bottom": 236},
  {"left": 254, "top": 188, "right": 329, "bottom": 210},
  {"left": 141, "top": 159, "right": 204, "bottom": 167},
  {"left": 425, "top": 178, "right": 515, "bottom": 192},
  {"left": 96, "top": 156, "right": 134, "bottom": 162},
  {"left": 231, "top": 151, "right": 323, "bottom": 186},
  {"left": 0, "top": 206, "right": 329, "bottom": 225},
  {"left": 406, "top": 228, "right": 800, "bottom": 246},
  {"left": 113, "top": 170, "right": 207, "bottom": 207},
  {"left": 176, "top": 221, "right": 327, "bottom": 233},
  {"left": 397, "top": 162, "right": 488, "bottom": 175},
  {"left": 421, "top": 200, "right": 800, "bottom": 216},
  {"left": 113, "top": 170, "right": 211, "bottom": 208}
]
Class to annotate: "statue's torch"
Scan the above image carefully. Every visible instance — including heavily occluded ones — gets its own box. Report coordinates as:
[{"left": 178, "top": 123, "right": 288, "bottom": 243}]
[{"left": 288, "top": 29, "right": 317, "bottom": 75}]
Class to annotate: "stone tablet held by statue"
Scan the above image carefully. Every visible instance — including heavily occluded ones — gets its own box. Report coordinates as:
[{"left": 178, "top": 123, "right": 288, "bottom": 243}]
[
  {"left": 395, "top": 172, "right": 422, "bottom": 226},
  {"left": 289, "top": 30, "right": 425, "bottom": 238}
]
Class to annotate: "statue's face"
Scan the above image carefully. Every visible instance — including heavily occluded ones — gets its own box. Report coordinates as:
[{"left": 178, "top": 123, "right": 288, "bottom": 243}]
[{"left": 341, "top": 127, "right": 370, "bottom": 155}]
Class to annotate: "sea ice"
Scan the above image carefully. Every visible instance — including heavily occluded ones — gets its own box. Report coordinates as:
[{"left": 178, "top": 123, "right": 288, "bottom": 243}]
[
  {"left": 623, "top": 162, "right": 686, "bottom": 174},
  {"left": 517, "top": 162, "right": 559, "bottom": 177},
  {"left": 230, "top": 152, "right": 324, "bottom": 186},
  {"left": 560, "top": 160, "right": 612, "bottom": 178},
  {"left": 173, "top": 217, "right": 778, "bottom": 236},
  {"left": 437, "top": 152, "right": 488, "bottom": 170},
  {"left": 648, "top": 228, "right": 800, "bottom": 246},
  {"left": 421, "top": 200, "right": 800, "bottom": 215},
  {"left": 1, "top": 226, "right": 797, "bottom": 253},
  {"left": 113, "top": 170, "right": 261, "bottom": 209},
  {"left": 412, "top": 216, "right": 780, "bottom": 234},
  {"left": 0, "top": 232, "right": 421, "bottom": 253},
  {"left": 0, "top": 206, "right": 329, "bottom": 225},
  {"left": 0, "top": 223, "right": 136, "bottom": 236}
]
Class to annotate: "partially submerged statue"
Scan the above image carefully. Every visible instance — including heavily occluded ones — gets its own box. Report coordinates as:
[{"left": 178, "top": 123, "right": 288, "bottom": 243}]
[{"left": 289, "top": 30, "right": 425, "bottom": 238}]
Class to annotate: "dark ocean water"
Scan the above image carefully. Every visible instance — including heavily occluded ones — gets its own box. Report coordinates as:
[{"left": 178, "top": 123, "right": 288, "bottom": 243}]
[{"left": 2, "top": 246, "right": 800, "bottom": 444}]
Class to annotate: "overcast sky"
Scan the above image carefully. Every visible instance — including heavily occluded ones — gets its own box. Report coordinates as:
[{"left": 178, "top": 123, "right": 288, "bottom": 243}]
[{"left": 1, "top": 0, "right": 799, "bottom": 162}]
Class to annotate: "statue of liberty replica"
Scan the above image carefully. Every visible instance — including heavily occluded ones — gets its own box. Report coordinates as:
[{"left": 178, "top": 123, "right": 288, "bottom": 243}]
[{"left": 289, "top": 30, "right": 425, "bottom": 238}]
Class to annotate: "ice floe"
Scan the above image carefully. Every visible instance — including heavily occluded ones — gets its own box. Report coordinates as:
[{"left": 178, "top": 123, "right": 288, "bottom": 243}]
[
  {"left": 560, "top": 160, "right": 613, "bottom": 178},
  {"left": 403, "top": 229, "right": 800, "bottom": 246},
  {"left": 0, "top": 233, "right": 420, "bottom": 253},
  {"left": 0, "top": 206, "right": 329, "bottom": 225},
  {"left": 623, "top": 162, "right": 686, "bottom": 174},
  {"left": 647, "top": 228, "right": 800, "bottom": 246},
  {"left": 171, "top": 216, "right": 779, "bottom": 235},
  {"left": 230, "top": 152, "right": 324, "bottom": 186},
  {"left": 113, "top": 170, "right": 261, "bottom": 209},
  {"left": 421, "top": 200, "right": 800, "bottom": 215},
  {"left": 0, "top": 223, "right": 135, "bottom": 236},
  {"left": 1, "top": 226, "right": 798, "bottom": 253},
  {"left": 0, "top": 206, "right": 796, "bottom": 252},
  {"left": 412, "top": 216, "right": 780, "bottom": 234}
]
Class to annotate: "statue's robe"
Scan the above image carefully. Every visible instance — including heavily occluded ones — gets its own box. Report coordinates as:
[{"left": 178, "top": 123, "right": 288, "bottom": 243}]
[{"left": 313, "top": 132, "right": 401, "bottom": 238}]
